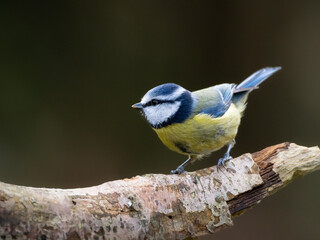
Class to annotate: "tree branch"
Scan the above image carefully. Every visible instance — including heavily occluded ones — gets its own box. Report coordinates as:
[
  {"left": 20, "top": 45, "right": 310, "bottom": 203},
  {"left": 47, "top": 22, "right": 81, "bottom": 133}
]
[{"left": 0, "top": 143, "right": 319, "bottom": 239}]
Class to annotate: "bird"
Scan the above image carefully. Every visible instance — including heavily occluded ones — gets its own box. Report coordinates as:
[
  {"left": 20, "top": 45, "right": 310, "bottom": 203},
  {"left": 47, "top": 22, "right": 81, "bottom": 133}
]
[{"left": 132, "top": 67, "right": 281, "bottom": 174}]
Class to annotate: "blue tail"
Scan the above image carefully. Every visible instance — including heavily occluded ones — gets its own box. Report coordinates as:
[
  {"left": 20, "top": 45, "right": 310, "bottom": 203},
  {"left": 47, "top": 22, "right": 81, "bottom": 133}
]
[
  {"left": 236, "top": 67, "right": 281, "bottom": 91},
  {"left": 232, "top": 67, "right": 281, "bottom": 105}
]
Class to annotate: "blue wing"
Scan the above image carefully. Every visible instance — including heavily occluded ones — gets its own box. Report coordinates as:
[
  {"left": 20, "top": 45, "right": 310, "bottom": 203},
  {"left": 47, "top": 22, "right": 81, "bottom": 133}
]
[
  {"left": 200, "top": 84, "right": 235, "bottom": 117},
  {"left": 195, "top": 67, "right": 281, "bottom": 118}
]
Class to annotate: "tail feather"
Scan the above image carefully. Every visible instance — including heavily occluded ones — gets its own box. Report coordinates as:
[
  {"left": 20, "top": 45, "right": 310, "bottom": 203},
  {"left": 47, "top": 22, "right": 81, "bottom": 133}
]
[
  {"left": 232, "top": 66, "right": 281, "bottom": 112},
  {"left": 236, "top": 67, "right": 281, "bottom": 91}
]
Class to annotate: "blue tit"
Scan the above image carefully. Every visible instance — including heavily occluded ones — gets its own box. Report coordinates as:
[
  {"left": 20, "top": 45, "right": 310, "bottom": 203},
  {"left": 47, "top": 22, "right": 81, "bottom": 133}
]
[{"left": 132, "top": 67, "right": 281, "bottom": 174}]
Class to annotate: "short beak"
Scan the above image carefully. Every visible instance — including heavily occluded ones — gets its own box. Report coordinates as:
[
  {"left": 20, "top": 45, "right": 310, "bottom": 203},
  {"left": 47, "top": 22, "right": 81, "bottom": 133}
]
[{"left": 132, "top": 102, "right": 143, "bottom": 109}]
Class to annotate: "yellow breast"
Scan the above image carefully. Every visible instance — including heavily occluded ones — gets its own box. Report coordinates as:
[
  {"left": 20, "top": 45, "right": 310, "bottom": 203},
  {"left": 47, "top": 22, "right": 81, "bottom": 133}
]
[{"left": 153, "top": 104, "right": 241, "bottom": 156}]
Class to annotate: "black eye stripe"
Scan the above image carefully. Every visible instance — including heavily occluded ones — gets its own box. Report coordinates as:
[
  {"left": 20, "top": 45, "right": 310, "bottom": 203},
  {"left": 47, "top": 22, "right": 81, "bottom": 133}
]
[
  {"left": 143, "top": 99, "right": 174, "bottom": 107},
  {"left": 151, "top": 99, "right": 159, "bottom": 105}
]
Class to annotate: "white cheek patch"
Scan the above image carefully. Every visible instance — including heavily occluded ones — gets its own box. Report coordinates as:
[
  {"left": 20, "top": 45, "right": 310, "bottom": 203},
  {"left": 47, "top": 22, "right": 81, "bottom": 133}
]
[{"left": 143, "top": 102, "right": 181, "bottom": 126}]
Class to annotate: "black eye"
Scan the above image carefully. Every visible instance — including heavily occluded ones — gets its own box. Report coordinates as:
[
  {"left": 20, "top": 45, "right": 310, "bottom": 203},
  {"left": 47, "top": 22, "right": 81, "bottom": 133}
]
[{"left": 151, "top": 99, "right": 159, "bottom": 106}]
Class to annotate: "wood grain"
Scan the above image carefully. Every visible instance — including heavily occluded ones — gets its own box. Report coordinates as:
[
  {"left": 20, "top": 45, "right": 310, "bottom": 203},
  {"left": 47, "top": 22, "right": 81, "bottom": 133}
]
[{"left": 0, "top": 143, "right": 319, "bottom": 239}]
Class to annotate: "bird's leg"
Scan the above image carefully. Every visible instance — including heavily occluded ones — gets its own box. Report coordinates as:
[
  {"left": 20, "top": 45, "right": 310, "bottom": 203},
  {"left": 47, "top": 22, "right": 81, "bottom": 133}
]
[
  {"left": 218, "top": 139, "right": 235, "bottom": 169},
  {"left": 171, "top": 155, "right": 191, "bottom": 174}
]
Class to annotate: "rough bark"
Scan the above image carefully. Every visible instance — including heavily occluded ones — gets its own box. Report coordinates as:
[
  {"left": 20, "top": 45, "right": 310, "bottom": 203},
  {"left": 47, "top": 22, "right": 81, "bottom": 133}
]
[{"left": 0, "top": 143, "right": 319, "bottom": 240}]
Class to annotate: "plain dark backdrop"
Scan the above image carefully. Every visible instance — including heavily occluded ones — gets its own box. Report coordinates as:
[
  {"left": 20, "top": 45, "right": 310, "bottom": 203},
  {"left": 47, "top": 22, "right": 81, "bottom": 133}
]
[{"left": 0, "top": 1, "right": 319, "bottom": 239}]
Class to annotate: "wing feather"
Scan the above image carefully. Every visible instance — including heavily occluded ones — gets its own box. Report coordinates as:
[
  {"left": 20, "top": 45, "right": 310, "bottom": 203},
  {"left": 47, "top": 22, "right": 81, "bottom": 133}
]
[{"left": 197, "top": 84, "right": 235, "bottom": 118}]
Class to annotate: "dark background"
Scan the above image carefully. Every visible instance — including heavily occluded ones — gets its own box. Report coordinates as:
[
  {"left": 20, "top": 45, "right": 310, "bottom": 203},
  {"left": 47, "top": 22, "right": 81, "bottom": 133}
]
[{"left": 0, "top": 1, "right": 319, "bottom": 239}]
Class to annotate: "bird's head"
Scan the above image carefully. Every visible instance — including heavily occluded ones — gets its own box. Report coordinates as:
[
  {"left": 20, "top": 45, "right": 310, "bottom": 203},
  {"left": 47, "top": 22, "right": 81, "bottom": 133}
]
[{"left": 132, "top": 83, "right": 194, "bottom": 129}]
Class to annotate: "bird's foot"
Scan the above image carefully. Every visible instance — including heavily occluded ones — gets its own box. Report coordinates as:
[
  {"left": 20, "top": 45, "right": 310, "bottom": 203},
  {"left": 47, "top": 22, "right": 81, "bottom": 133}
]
[
  {"left": 170, "top": 166, "right": 186, "bottom": 174},
  {"left": 171, "top": 156, "right": 192, "bottom": 174},
  {"left": 217, "top": 154, "right": 233, "bottom": 170}
]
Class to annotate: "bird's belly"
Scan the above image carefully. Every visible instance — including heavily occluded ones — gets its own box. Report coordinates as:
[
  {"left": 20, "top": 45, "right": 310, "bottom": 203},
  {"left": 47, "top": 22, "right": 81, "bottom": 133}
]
[{"left": 154, "top": 105, "right": 241, "bottom": 156}]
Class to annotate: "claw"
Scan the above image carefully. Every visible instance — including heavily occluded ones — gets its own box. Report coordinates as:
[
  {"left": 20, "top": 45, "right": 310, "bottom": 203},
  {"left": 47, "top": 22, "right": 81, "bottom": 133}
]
[
  {"left": 217, "top": 155, "right": 232, "bottom": 170},
  {"left": 171, "top": 155, "right": 191, "bottom": 174},
  {"left": 170, "top": 166, "right": 186, "bottom": 174},
  {"left": 217, "top": 140, "right": 235, "bottom": 171}
]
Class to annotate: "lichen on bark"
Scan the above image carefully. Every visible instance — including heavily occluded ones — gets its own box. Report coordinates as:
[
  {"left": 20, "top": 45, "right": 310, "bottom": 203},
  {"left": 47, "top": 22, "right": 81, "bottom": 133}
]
[{"left": 0, "top": 143, "right": 319, "bottom": 239}]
